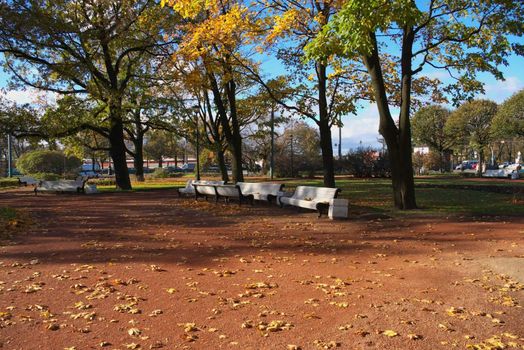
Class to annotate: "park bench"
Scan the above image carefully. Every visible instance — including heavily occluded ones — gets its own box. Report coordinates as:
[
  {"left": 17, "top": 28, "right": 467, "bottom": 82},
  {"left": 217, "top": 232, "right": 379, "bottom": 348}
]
[
  {"left": 177, "top": 179, "right": 197, "bottom": 196},
  {"left": 34, "top": 176, "right": 88, "bottom": 195},
  {"left": 278, "top": 186, "right": 346, "bottom": 218},
  {"left": 236, "top": 182, "right": 284, "bottom": 203},
  {"left": 215, "top": 184, "right": 254, "bottom": 205},
  {"left": 192, "top": 181, "right": 224, "bottom": 201},
  {"left": 18, "top": 176, "right": 38, "bottom": 186},
  {"left": 177, "top": 180, "right": 224, "bottom": 196},
  {"left": 192, "top": 183, "right": 253, "bottom": 205}
]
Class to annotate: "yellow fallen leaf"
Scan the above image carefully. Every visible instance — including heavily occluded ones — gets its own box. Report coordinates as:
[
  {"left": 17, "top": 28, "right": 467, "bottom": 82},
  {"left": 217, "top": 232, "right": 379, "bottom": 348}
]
[
  {"left": 287, "top": 345, "right": 302, "bottom": 350},
  {"left": 407, "top": 334, "right": 422, "bottom": 340},
  {"left": 382, "top": 330, "right": 399, "bottom": 337},
  {"left": 128, "top": 328, "right": 141, "bottom": 336}
]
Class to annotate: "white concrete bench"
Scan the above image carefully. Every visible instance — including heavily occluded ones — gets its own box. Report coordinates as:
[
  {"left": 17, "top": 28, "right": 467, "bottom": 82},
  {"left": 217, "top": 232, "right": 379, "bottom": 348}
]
[
  {"left": 177, "top": 180, "right": 224, "bottom": 196},
  {"left": 237, "top": 182, "right": 284, "bottom": 203},
  {"left": 278, "top": 186, "right": 342, "bottom": 218},
  {"left": 18, "top": 176, "right": 38, "bottom": 186},
  {"left": 192, "top": 181, "right": 225, "bottom": 201},
  {"left": 35, "top": 176, "right": 88, "bottom": 195},
  {"left": 215, "top": 184, "right": 254, "bottom": 205},
  {"left": 177, "top": 180, "right": 197, "bottom": 196}
]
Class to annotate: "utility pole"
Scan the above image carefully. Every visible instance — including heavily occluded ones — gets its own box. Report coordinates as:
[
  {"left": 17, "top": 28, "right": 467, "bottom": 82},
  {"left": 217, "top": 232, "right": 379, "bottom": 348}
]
[
  {"left": 270, "top": 107, "right": 275, "bottom": 180},
  {"left": 193, "top": 105, "right": 201, "bottom": 181},
  {"left": 290, "top": 134, "right": 294, "bottom": 178},
  {"left": 7, "top": 133, "right": 12, "bottom": 177},
  {"left": 338, "top": 119, "right": 342, "bottom": 160}
]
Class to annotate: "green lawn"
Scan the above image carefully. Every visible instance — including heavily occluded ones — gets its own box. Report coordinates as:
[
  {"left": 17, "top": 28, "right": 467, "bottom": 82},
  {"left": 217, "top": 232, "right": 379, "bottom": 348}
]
[
  {"left": 0, "top": 207, "right": 19, "bottom": 239},
  {"left": 0, "top": 207, "right": 17, "bottom": 221},
  {"left": 95, "top": 176, "right": 523, "bottom": 217}
]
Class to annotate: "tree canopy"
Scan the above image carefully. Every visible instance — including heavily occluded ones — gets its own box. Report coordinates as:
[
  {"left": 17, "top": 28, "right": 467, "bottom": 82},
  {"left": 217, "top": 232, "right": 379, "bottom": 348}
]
[{"left": 492, "top": 89, "right": 524, "bottom": 139}]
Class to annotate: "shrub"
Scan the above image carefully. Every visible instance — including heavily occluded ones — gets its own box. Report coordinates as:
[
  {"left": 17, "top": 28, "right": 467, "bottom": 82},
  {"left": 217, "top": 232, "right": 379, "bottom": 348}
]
[
  {"left": 151, "top": 167, "right": 171, "bottom": 179},
  {"left": 340, "top": 147, "right": 391, "bottom": 178},
  {"left": 17, "top": 150, "right": 81, "bottom": 175},
  {"left": 0, "top": 178, "right": 20, "bottom": 188},
  {"left": 91, "top": 178, "right": 116, "bottom": 186},
  {"left": 28, "top": 173, "right": 61, "bottom": 181}
]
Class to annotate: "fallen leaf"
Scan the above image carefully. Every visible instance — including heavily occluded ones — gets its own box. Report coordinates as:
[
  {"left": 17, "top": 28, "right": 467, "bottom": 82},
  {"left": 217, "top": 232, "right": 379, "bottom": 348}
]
[{"left": 382, "top": 330, "right": 399, "bottom": 337}]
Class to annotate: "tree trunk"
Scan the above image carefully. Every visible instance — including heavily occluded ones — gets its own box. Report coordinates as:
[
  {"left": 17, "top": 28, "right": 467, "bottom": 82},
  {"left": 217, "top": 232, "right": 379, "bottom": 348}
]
[
  {"left": 134, "top": 132, "right": 145, "bottom": 182},
  {"left": 108, "top": 113, "right": 132, "bottom": 190},
  {"left": 132, "top": 111, "right": 145, "bottom": 182},
  {"left": 478, "top": 149, "right": 484, "bottom": 177},
  {"left": 207, "top": 68, "right": 244, "bottom": 183},
  {"left": 316, "top": 62, "right": 336, "bottom": 188},
  {"left": 217, "top": 146, "right": 229, "bottom": 183},
  {"left": 362, "top": 31, "right": 416, "bottom": 209},
  {"left": 158, "top": 157, "right": 163, "bottom": 168},
  {"left": 225, "top": 78, "right": 244, "bottom": 183}
]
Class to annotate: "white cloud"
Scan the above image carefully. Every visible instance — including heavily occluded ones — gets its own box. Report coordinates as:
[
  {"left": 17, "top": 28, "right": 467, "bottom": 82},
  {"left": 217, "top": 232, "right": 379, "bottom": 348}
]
[
  {"left": 334, "top": 103, "right": 382, "bottom": 150},
  {"left": 482, "top": 76, "right": 522, "bottom": 103},
  {"left": 0, "top": 87, "right": 56, "bottom": 106}
]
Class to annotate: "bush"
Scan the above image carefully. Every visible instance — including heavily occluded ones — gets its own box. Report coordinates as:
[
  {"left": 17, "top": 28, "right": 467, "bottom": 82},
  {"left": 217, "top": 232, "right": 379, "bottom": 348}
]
[
  {"left": 91, "top": 178, "right": 116, "bottom": 186},
  {"left": 151, "top": 167, "right": 171, "bottom": 179},
  {"left": 16, "top": 150, "right": 81, "bottom": 175},
  {"left": 340, "top": 147, "right": 391, "bottom": 178},
  {"left": 27, "top": 173, "right": 61, "bottom": 181},
  {"left": 0, "top": 178, "right": 20, "bottom": 188}
]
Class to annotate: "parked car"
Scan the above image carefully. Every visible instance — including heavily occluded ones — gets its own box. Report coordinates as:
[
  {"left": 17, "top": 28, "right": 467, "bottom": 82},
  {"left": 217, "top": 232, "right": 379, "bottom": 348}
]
[
  {"left": 455, "top": 160, "right": 478, "bottom": 170},
  {"left": 180, "top": 163, "right": 195, "bottom": 172},
  {"left": 79, "top": 170, "right": 100, "bottom": 178},
  {"left": 167, "top": 166, "right": 184, "bottom": 173},
  {"left": 204, "top": 165, "right": 220, "bottom": 173}
]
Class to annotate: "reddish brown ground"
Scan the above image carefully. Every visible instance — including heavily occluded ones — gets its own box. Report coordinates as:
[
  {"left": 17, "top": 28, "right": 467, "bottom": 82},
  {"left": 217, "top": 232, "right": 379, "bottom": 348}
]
[{"left": 0, "top": 188, "right": 523, "bottom": 350}]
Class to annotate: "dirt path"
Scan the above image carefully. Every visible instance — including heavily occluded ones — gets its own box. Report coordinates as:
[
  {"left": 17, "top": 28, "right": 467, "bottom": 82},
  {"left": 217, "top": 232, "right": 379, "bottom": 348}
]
[{"left": 0, "top": 189, "right": 523, "bottom": 350}]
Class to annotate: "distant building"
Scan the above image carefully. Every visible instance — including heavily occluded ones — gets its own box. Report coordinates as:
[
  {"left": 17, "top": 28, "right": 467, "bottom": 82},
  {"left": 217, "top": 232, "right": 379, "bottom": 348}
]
[{"left": 413, "top": 146, "right": 430, "bottom": 155}]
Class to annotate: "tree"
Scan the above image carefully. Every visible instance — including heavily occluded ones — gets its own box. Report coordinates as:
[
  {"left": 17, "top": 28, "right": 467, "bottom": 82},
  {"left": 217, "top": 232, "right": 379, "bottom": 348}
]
[
  {"left": 143, "top": 130, "right": 181, "bottom": 169},
  {"left": 62, "top": 130, "right": 110, "bottom": 173},
  {"left": 446, "top": 100, "right": 498, "bottom": 175},
  {"left": 163, "top": 0, "right": 264, "bottom": 183},
  {"left": 275, "top": 122, "right": 322, "bottom": 178},
  {"left": 306, "top": 0, "right": 524, "bottom": 209},
  {"left": 412, "top": 106, "right": 453, "bottom": 171},
  {"left": 245, "top": 1, "right": 363, "bottom": 188},
  {"left": 17, "top": 150, "right": 81, "bottom": 175},
  {"left": 492, "top": 89, "right": 524, "bottom": 139},
  {"left": 0, "top": 0, "right": 173, "bottom": 189}
]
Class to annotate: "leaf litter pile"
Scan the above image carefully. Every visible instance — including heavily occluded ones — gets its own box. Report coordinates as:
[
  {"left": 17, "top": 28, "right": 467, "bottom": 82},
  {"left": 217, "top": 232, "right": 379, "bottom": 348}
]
[{"left": 0, "top": 189, "right": 523, "bottom": 349}]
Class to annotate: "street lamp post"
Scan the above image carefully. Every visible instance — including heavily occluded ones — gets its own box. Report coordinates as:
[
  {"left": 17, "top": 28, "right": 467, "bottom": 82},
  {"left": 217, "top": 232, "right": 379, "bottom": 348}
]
[
  {"left": 338, "top": 119, "right": 342, "bottom": 160},
  {"left": 290, "top": 134, "right": 294, "bottom": 178},
  {"left": 7, "top": 133, "right": 12, "bottom": 178},
  {"left": 192, "top": 105, "right": 201, "bottom": 181},
  {"left": 270, "top": 107, "right": 275, "bottom": 180}
]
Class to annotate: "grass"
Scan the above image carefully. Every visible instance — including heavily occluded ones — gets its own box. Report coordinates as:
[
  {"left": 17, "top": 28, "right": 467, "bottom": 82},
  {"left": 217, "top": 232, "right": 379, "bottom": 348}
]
[
  {"left": 94, "top": 176, "right": 524, "bottom": 217},
  {"left": 0, "top": 177, "right": 20, "bottom": 189},
  {"left": 0, "top": 207, "right": 20, "bottom": 240},
  {"left": 0, "top": 207, "right": 17, "bottom": 221},
  {"left": 97, "top": 179, "right": 187, "bottom": 192}
]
